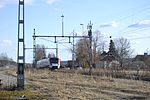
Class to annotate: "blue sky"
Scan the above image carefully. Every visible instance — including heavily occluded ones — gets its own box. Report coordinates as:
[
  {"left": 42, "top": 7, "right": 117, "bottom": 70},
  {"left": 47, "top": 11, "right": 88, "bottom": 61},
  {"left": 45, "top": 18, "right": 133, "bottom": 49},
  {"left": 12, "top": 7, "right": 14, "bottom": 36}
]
[{"left": 0, "top": 0, "right": 150, "bottom": 63}]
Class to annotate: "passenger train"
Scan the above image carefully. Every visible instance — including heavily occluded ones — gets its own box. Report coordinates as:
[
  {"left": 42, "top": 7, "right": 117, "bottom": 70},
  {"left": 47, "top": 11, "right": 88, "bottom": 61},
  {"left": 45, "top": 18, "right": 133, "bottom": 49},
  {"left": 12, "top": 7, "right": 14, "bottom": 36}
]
[{"left": 37, "top": 57, "right": 60, "bottom": 70}]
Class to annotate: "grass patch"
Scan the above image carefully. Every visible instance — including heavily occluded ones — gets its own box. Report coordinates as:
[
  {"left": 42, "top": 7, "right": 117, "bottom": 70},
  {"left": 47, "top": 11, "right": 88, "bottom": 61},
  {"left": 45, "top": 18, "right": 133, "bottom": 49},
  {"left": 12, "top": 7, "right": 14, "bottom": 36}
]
[
  {"left": 0, "top": 90, "right": 40, "bottom": 99},
  {"left": 0, "top": 84, "right": 41, "bottom": 99},
  {"left": 0, "top": 84, "right": 17, "bottom": 91}
]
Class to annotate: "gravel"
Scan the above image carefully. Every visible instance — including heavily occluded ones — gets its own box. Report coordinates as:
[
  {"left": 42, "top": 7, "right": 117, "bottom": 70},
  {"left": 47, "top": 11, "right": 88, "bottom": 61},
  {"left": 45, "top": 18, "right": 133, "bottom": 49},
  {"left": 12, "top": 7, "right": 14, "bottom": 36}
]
[{"left": 0, "top": 69, "right": 17, "bottom": 86}]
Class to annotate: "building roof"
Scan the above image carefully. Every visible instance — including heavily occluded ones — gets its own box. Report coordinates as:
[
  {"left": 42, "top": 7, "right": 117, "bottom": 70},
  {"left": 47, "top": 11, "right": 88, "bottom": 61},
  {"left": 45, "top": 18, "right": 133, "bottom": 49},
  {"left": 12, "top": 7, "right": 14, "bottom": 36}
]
[
  {"left": 133, "top": 53, "right": 150, "bottom": 62},
  {"left": 100, "top": 51, "right": 116, "bottom": 61}
]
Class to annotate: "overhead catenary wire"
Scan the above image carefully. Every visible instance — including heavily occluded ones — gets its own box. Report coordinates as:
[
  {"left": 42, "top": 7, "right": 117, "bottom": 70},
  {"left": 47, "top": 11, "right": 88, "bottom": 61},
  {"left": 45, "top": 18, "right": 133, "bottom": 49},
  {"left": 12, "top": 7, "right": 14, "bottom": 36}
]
[
  {"left": 118, "top": 27, "right": 150, "bottom": 35},
  {"left": 128, "top": 36, "right": 150, "bottom": 40},
  {"left": 100, "top": 2, "right": 150, "bottom": 23},
  {"left": 105, "top": 3, "right": 150, "bottom": 42},
  {"left": 115, "top": 5, "right": 150, "bottom": 22}
]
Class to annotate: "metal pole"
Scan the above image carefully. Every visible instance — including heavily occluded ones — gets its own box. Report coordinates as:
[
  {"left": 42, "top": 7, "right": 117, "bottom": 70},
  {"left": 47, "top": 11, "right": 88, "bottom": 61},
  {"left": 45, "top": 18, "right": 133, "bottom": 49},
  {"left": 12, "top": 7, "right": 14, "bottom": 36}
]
[
  {"left": 17, "top": 0, "right": 25, "bottom": 89},
  {"left": 72, "top": 30, "right": 75, "bottom": 69},
  {"left": 56, "top": 43, "right": 58, "bottom": 57},
  {"left": 33, "top": 29, "right": 36, "bottom": 68},
  {"left": 80, "top": 24, "right": 84, "bottom": 34},
  {"left": 61, "top": 14, "right": 64, "bottom": 37}
]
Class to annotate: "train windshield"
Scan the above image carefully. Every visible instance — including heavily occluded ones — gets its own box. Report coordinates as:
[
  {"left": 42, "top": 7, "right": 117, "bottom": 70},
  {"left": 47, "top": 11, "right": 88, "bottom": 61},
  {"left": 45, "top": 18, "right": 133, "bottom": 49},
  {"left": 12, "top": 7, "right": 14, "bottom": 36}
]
[{"left": 50, "top": 58, "right": 59, "bottom": 63}]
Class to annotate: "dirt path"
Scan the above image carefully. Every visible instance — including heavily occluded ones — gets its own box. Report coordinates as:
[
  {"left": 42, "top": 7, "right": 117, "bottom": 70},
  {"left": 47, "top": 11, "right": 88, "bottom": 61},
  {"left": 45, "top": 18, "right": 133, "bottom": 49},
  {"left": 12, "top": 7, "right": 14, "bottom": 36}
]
[{"left": 0, "top": 68, "right": 17, "bottom": 86}]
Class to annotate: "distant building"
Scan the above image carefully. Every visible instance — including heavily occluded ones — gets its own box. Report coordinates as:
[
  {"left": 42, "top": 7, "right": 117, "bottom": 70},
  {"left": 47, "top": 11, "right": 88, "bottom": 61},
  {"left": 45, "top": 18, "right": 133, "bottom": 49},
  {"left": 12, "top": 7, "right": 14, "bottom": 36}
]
[
  {"left": 67, "top": 60, "right": 79, "bottom": 69},
  {"left": 96, "top": 51, "right": 119, "bottom": 68},
  {"left": 133, "top": 53, "right": 150, "bottom": 61},
  {"left": 61, "top": 61, "right": 68, "bottom": 68},
  {"left": 101, "top": 51, "right": 116, "bottom": 62},
  {"left": 96, "top": 37, "right": 119, "bottom": 68},
  {"left": 133, "top": 53, "right": 150, "bottom": 67}
]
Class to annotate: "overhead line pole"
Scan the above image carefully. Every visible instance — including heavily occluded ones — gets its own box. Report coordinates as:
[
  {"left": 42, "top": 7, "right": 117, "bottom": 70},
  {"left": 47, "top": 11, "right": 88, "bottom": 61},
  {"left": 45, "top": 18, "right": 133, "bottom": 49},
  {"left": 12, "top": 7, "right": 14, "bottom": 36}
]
[
  {"left": 33, "top": 29, "right": 36, "bottom": 68},
  {"left": 56, "top": 43, "right": 58, "bottom": 58},
  {"left": 72, "top": 30, "right": 75, "bottom": 69},
  {"left": 61, "top": 14, "right": 64, "bottom": 37},
  {"left": 17, "top": 0, "right": 25, "bottom": 90}
]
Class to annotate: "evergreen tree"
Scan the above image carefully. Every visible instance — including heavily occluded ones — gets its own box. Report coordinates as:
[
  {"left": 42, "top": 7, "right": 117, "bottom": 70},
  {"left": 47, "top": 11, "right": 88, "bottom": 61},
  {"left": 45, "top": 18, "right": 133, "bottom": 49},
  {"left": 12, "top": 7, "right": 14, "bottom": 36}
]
[
  {"left": 109, "top": 40, "right": 116, "bottom": 55},
  {"left": 108, "top": 37, "right": 117, "bottom": 60}
]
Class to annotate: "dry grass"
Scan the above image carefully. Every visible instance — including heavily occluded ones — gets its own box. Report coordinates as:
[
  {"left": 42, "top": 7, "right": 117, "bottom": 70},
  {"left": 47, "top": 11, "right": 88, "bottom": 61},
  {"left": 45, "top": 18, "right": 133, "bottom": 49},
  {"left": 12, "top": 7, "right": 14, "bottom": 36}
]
[
  {"left": 0, "top": 90, "right": 40, "bottom": 99},
  {"left": 3, "top": 68, "right": 150, "bottom": 100}
]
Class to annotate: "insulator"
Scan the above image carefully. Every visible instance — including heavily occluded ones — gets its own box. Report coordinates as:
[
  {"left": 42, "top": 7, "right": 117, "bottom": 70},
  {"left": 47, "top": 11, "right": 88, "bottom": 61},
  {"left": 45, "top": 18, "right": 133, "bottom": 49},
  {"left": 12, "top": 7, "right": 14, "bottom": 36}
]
[
  {"left": 69, "top": 37, "right": 71, "bottom": 43},
  {"left": 54, "top": 36, "right": 57, "bottom": 43}
]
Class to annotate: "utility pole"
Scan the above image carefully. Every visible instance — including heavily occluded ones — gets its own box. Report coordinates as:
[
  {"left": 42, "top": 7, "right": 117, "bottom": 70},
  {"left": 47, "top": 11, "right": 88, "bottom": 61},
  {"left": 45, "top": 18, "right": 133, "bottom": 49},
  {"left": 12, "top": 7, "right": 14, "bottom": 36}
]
[
  {"left": 87, "top": 21, "right": 93, "bottom": 75},
  {"left": 56, "top": 43, "right": 58, "bottom": 57},
  {"left": 33, "top": 29, "right": 36, "bottom": 68},
  {"left": 61, "top": 14, "right": 64, "bottom": 37},
  {"left": 72, "top": 30, "right": 75, "bottom": 69},
  {"left": 17, "top": 0, "right": 25, "bottom": 89},
  {"left": 80, "top": 24, "right": 84, "bottom": 35}
]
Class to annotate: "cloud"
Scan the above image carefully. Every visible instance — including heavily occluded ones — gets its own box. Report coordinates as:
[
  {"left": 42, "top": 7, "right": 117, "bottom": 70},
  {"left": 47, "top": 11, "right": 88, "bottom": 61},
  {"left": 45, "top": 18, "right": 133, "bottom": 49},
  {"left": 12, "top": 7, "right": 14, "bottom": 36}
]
[
  {"left": 0, "top": 5, "right": 3, "bottom": 8},
  {"left": 47, "top": 0, "right": 60, "bottom": 4},
  {"left": 0, "top": 0, "right": 8, "bottom": 8},
  {"left": 128, "top": 20, "right": 150, "bottom": 28},
  {"left": 3, "top": 40, "right": 12, "bottom": 45},
  {"left": 25, "top": 0, "right": 35, "bottom": 5},
  {"left": 53, "top": 8, "right": 63, "bottom": 13},
  {"left": 0, "top": 40, "right": 12, "bottom": 47},
  {"left": 0, "top": 0, "right": 60, "bottom": 8},
  {"left": 100, "top": 21, "right": 119, "bottom": 28},
  {"left": 0, "top": 0, "right": 35, "bottom": 8}
]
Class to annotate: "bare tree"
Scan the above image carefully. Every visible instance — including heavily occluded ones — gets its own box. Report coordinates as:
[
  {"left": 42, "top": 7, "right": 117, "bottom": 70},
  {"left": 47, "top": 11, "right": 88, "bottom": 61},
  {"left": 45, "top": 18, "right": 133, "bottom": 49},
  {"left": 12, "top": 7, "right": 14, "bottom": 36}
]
[
  {"left": 114, "top": 37, "right": 133, "bottom": 67},
  {"left": 48, "top": 52, "right": 55, "bottom": 58},
  {"left": 35, "top": 44, "right": 46, "bottom": 61},
  {"left": 75, "top": 30, "right": 104, "bottom": 68},
  {"left": 75, "top": 38, "right": 90, "bottom": 68},
  {"left": 92, "top": 30, "right": 104, "bottom": 67}
]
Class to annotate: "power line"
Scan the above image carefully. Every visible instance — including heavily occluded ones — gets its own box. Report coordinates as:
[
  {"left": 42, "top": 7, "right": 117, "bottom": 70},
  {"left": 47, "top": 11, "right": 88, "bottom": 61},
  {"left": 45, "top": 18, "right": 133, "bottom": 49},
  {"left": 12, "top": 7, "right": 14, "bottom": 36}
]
[
  {"left": 39, "top": 37, "right": 54, "bottom": 43},
  {"left": 119, "top": 27, "right": 150, "bottom": 35},
  {"left": 100, "top": 2, "right": 150, "bottom": 23},
  {"left": 115, "top": 5, "right": 150, "bottom": 22},
  {"left": 128, "top": 36, "right": 150, "bottom": 40},
  {"left": 99, "top": 4, "right": 150, "bottom": 39}
]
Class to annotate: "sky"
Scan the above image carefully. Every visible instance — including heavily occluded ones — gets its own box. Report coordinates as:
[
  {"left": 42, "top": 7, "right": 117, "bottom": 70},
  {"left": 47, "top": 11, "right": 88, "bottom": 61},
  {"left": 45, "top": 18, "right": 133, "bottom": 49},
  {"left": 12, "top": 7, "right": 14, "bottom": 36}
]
[{"left": 0, "top": 0, "right": 150, "bottom": 63}]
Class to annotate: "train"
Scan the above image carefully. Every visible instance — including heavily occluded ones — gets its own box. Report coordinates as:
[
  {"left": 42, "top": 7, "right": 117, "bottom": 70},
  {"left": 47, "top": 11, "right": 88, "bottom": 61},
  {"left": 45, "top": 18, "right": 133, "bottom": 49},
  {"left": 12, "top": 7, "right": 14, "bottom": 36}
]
[{"left": 36, "top": 57, "right": 60, "bottom": 70}]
